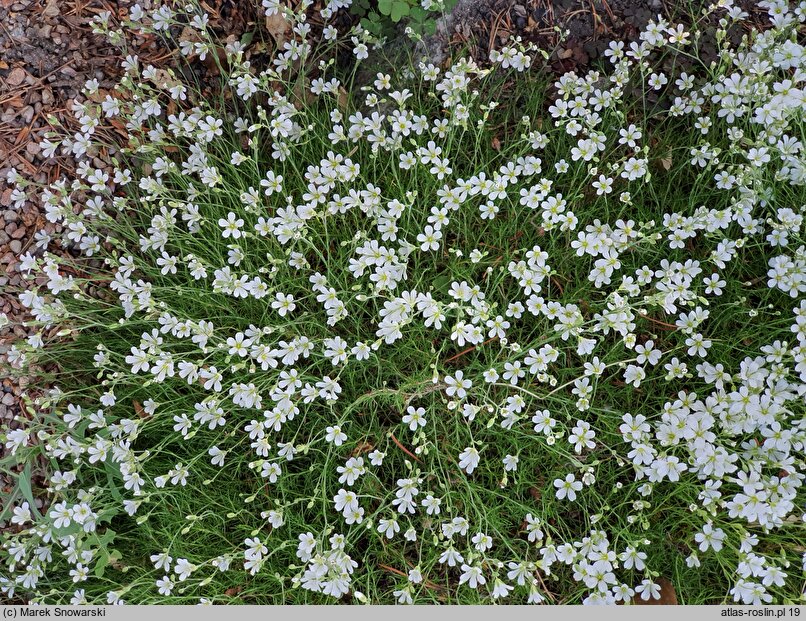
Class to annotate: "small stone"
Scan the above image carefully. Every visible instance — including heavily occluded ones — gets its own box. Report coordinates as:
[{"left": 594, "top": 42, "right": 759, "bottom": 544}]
[
  {"left": 9, "top": 240, "right": 21, "bottom": 253},
  {"left": 6, "top": 67, "right": 26, "bottom": 87},
  {"left": 1, "top": 393, "right": 14, "bottom": 406},
  {"left": 43, "top": 0, "right": 60, "bottom": 17},
  {"left": 532, "top": 7, "right": 548, "bottom": 25},
  {"left": 11, "top": 226, "right": 26, "bottom": 239}
]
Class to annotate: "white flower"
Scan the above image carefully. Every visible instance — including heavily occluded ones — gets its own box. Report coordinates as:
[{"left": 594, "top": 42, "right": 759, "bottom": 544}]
[
  {"left": 619, "top": 546, "right": 647, "bottom": 570},
  {"left": 218, "top": 212, "right": 244, "bottom": 239},
  {"left": 568, "top": 420, "right": 596, "bottom": 453},
  {"left": 208, "top": 446, "right": 226, "bottom": 467},
  {"left": 703, "top": 273, "right": 726, "bottom": 295},
  {"left": 635, "top": 578, "right": 661, "bottom": 601},
  {"left": 261, "top": 462, "right": 282, "bottom": 483},
  {"left": 685, "top": 332, "right": 712, "bottom": 357},
  {"left": 156, "top": 575, "right": 174, "bottom": 596},
  {"left": 11, "top": 502, "right": 32, "bottom": 526},
  {"left": 592, "top": 175, "right": 613, "bottom": 195},
  {"left": 553, "top": 473, "right": 583, "bottom": 501},
  {"left": 174, "top": 558, "right": 196, "bottom": 581},
  {"left": 635, "top": 340, "right": 662, "bottom": 365},
  {"left": 694, "top": 522, "right": 726, "bottom": 552},
  {"left": 491, "top": 579, "right": 513, "bottom": 599},
  {"left": 352, "top": 39, "right": 368, "bottom": 60},
  {"left": 421, "top": 494, "right": 442, "bottom": 515},
  {"left": 444, "top": 370, "right": 472, "bottom": 398},
  {"left": 4, "top": 428, "right": 28, "bottom": 455},
  {"left": 323, "top": 336, "right": 349, "bottom": 365},
  {"left": 377, "top": 517, "right": 399, "bottom": 539},
  {"left": 502, "top": 454, "right": 519, "bottom": 471},
  {"left": 417, "top": 225, "right": 443, "bottom": 251},
  {"left": 458, "top": 563, "right": 486, "bottom": 589},
  {"left": 333, "top": 488, "right": 359, "bottom": 513},
  {"left": 49, "top": 501, "right": 72, "bottom": 529},
  {"left": 150, "top": 551, "right": 173, "bottom": 572},
  {"left": 458, "top": 446, "right": 480, "bottom": 474},
  {"left": 325, "top": 425, "right": 347, "bottom": 446},
  {"left": 624, "top": 364, "right": 646, "bottom": 387},
  {"left": 272, "top": 292, "right": 296, "bottom": 316},
  {"left": 471, "top": 532, "right": 493, "bottom": 552},
  {"left": 402, "top": 406, "right": 427, "bottom": 431},
  {"left": 439, "top": 547, "right": 463, "bottom": 567}
]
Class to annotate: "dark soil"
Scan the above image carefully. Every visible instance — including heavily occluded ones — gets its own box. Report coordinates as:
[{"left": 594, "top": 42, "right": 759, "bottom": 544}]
[{"left": 425, "top": 0, "right": 770, "bottom": 73}]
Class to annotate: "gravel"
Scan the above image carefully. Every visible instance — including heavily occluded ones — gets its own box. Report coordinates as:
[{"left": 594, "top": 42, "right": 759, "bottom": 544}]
[{"left": 0, "top": 0, "right": 147, "bottom": 497}]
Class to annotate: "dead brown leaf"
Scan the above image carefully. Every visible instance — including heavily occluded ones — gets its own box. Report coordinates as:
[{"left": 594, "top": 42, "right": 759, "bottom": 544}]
[
  {"left": 149, "top": 69, "right": 182, "bottom": 91},
  {"left": 86, "top": 88, "right": 108, "bottom": 104},
  {"left": 107, "top": 118, "right": 131, "bottom": 139},
  {"left": 265, "top": 11, "right": 292, "bottom": 49},
  {"left": 179, "top": 25, "right": 202, "bottom": 47},
  {"left": 13, "top": 126, "right": 30, "bottom": 147},
  {"left": 337, "top": 86, "right": 349, "bottom": 110},
  {"left": 351, "top": 440, "right": 375, "bottom": 457},
  {"left": 291, "top": 78, "right": 315, "bottom": 108}
]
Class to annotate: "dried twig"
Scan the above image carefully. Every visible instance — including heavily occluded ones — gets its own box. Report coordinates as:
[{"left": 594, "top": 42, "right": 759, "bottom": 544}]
[
  {"left": 444, "top": 336, "right": 498, "bottom": 363},
  {"left": 641, "top": 314, "right": 678, "bottom": 331},
  {"left": 389, "top": 432, "right": 421, "bottom": 463},
  {"left": 378, "top": 564, "right": 446, "bottom": 592}
]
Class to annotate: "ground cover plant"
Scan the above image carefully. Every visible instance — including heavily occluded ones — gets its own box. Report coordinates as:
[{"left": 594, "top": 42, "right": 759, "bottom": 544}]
[
  {"left": 1, "top": 0, "right": 805, "bottom": 605},
  {"left": 350, "top": 0, "right": 457, "bottom": 38}
]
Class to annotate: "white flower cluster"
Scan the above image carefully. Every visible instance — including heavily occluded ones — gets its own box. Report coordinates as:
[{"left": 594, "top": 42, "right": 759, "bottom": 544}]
[{"left": 2, "top": 0, "right": 805, "bottom": 606}]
